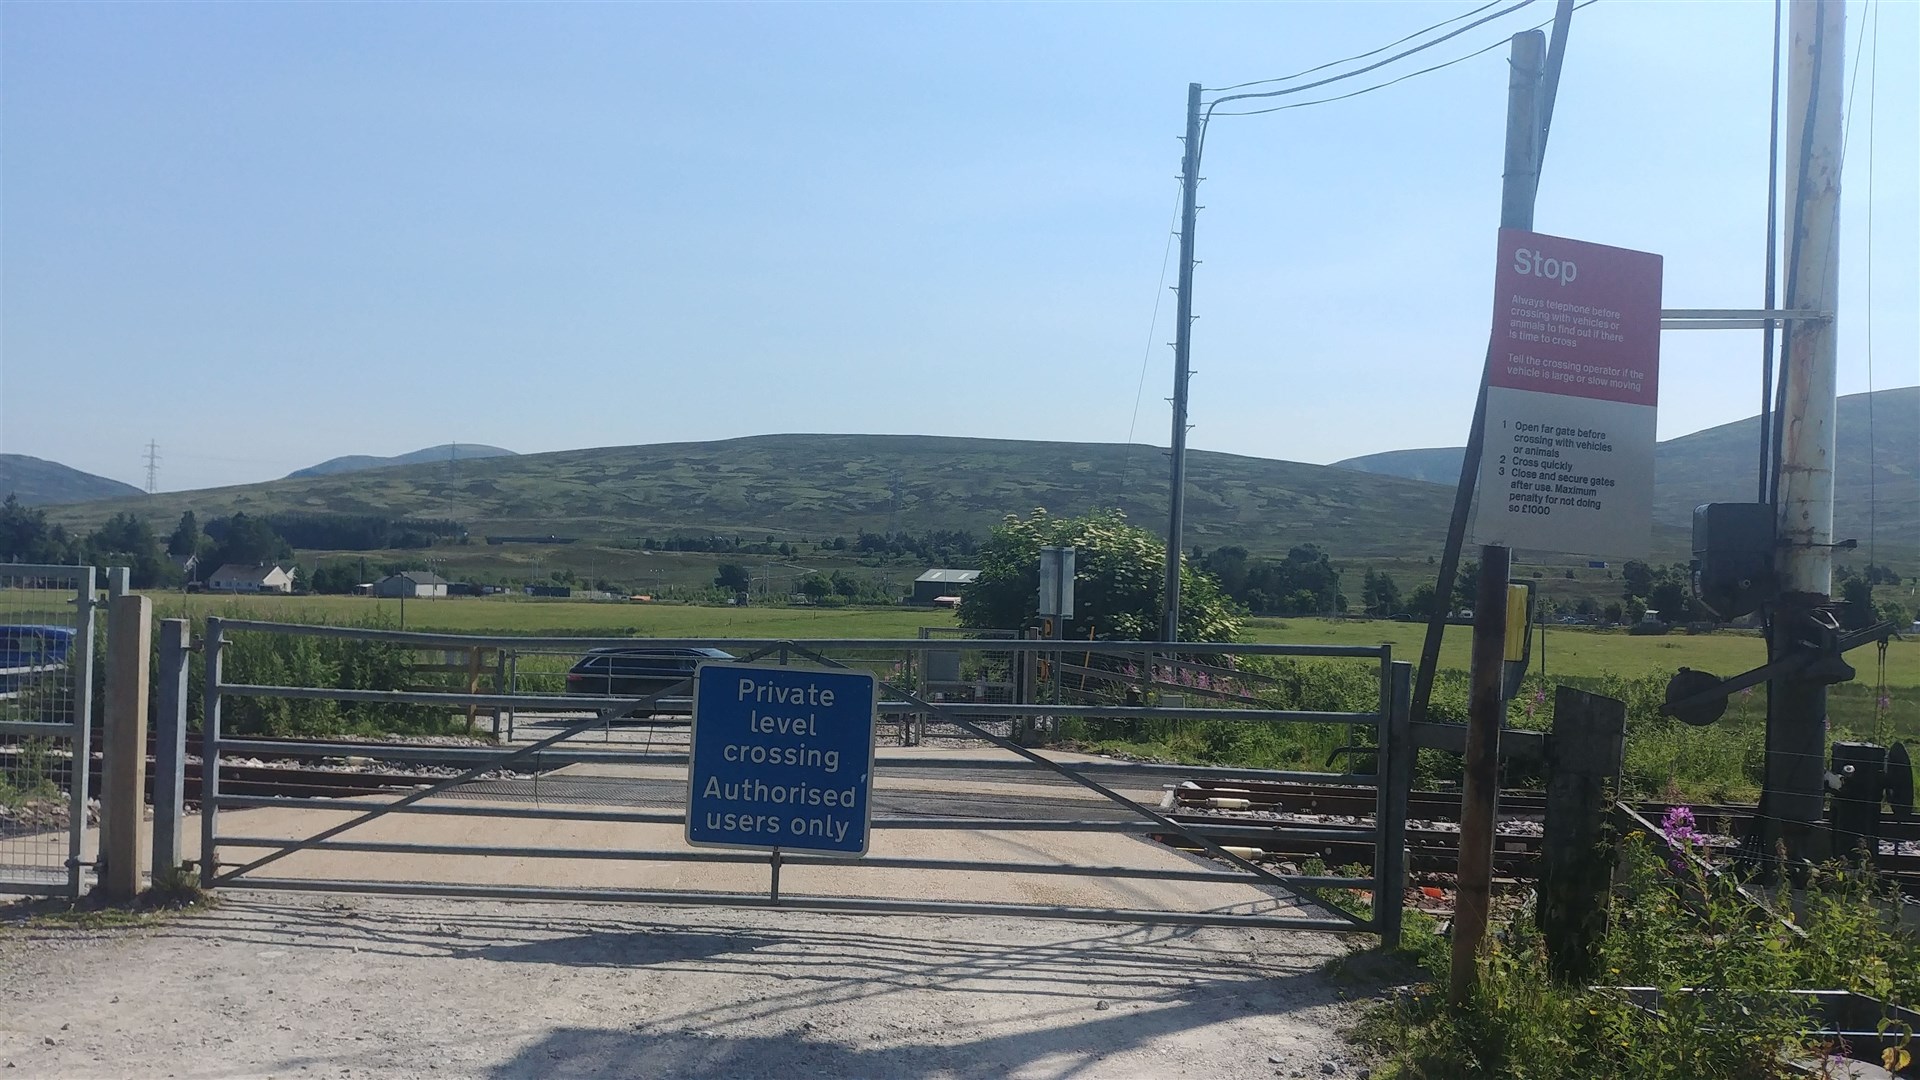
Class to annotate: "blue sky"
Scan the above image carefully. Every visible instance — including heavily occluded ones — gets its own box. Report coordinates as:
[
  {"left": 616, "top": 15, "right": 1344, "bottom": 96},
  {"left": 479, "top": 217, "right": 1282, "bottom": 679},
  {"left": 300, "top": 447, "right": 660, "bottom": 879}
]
[{"left": 2, "top": 0, "right": 1914, "bottom": 492}]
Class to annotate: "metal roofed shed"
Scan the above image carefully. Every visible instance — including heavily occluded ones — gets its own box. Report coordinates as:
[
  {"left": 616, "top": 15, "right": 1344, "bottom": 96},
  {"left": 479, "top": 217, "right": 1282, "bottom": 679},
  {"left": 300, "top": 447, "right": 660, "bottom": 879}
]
[{"left": 913, "top": 568, "right": 980, "bottom": 605}]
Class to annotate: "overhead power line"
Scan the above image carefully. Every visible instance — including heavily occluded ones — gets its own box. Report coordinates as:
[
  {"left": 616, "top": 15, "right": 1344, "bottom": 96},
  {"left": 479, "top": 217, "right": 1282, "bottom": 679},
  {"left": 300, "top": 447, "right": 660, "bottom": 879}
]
[
  {"left": 1208, "top": 0, "right": 1598, "bottom": 119},
  {"left": 1204, "top": 0, "right": 1538, "bottom": 111},
  {"left": 1205, "top": 0, "right": 1512, "bottom": 94}
]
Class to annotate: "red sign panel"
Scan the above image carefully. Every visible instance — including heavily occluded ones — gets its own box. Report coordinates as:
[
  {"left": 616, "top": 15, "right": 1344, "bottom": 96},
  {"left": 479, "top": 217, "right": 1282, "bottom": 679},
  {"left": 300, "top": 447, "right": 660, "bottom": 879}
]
[{"left": 1486, "top": 228, "right": 1663, "bottom": 408}]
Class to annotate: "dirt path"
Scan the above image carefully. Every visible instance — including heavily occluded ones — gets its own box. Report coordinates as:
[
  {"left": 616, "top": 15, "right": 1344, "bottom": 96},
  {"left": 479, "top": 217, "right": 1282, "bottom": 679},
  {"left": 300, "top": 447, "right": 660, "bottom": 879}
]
[{"left": 1, "top": 892, "right": 1377, "bottom": 1079}]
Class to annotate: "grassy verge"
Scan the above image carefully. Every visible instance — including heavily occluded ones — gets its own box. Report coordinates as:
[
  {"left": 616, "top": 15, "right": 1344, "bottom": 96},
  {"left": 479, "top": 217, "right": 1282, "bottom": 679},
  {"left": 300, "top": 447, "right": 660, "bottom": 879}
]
[{"left": 1346, "top": 836, "right": 1918, "bottom": 1079}]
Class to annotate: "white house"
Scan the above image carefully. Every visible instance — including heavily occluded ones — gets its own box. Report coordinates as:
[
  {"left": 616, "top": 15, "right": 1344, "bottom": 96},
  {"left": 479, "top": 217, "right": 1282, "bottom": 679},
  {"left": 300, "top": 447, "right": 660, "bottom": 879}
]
[
  {"left": 208, "top": 564, "right": 295, "bottom": 594},
  {"left": 373, "top": 571, "right": 449, "bottom": 599}
]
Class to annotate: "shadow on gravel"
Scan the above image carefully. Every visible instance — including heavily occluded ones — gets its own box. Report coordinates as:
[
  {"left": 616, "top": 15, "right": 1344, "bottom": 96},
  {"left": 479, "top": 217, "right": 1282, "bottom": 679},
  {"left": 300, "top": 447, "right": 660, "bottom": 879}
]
[
  {"left": 483, "top": 965, "right": 1344, "bottom": 1080},
  {"left": 452, "top": 927, "right": 778, "bottom": 966},
  {"left": 159, "top": 898, "right": 1363, "bottom": 1078}
]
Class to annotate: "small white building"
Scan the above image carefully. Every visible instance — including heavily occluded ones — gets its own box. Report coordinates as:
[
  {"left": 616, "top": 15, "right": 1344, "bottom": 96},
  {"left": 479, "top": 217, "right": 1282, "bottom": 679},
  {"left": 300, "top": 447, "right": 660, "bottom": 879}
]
[
  {"left": 208, "top": 564, "right": 295, "bottom": 594},
  {"left": 373, "top": 571, "right": 449, "bottom": 599}
]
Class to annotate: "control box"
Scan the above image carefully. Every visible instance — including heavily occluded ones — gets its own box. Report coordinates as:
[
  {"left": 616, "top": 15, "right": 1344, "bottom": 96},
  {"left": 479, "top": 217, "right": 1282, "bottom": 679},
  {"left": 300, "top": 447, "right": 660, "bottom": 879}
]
[{"left": 1691, "top": 503, "right": 1776, "bottom": 619}]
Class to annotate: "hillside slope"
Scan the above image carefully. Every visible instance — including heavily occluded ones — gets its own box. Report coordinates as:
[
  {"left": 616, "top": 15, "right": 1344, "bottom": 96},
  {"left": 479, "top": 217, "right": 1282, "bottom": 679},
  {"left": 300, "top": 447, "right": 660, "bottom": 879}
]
[
  {"left": 61, "top": 434, "right": 1478, "bottom": 559},
  {"left": 0, "top": 454, "right": 144, "bottom": 505},
  {"left": 1332, "top": 387, "right": 1918, "bottom": 563},
  {"left": 288, "top": 443, "right": 517, "bottom": 479}
]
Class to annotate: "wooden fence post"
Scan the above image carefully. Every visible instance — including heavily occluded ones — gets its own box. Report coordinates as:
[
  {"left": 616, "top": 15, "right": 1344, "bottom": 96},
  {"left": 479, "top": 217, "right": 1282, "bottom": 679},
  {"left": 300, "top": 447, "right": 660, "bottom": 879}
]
[
  {"left": 101, "top": 593, "right": 153, "bottom": 901},
  {"left": 1537, "top": 685, "right": 1626, "bottom": 983}
]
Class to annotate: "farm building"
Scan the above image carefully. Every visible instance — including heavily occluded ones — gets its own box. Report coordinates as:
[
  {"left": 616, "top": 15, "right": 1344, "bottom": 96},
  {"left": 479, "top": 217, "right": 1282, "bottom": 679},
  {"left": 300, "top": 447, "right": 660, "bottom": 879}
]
[
  {"left": 207, "top": 564, "right": 295, "bottom": 594},
  {"left": 373, "top": 571, "right": 449, "bottom": 599},
  {"left": 913, "top": 568, "right": 980, "bottom": 605}
]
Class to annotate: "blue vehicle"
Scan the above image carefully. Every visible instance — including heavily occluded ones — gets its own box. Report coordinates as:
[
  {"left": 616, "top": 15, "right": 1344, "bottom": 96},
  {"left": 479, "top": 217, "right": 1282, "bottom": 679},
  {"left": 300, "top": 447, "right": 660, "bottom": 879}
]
[{"left": 0, "top": 625, "right": 77, "bottom": 703}]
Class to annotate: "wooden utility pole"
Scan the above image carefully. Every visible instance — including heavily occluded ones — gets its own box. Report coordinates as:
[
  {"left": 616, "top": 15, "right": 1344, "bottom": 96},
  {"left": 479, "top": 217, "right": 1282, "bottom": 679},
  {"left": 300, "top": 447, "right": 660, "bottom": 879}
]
[
  {"left": 1161, "top": 81, "right": 1202, "bottom": 643},
  {"left": 1764, "top": 0, "right": 1845, "bottom": 870},
  {"left": 1412, "top": 28, "right": 1547, "bottom": 724},
  {"left": 1451, "top": 544, "right": 1510, "bottom": 1005}
]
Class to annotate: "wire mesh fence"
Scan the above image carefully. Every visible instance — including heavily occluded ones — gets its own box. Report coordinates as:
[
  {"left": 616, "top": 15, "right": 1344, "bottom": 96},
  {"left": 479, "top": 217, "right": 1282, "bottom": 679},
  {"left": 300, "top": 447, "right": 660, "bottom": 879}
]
[{"left": 0, "top": 565, "right": 95, "bottom": 897}]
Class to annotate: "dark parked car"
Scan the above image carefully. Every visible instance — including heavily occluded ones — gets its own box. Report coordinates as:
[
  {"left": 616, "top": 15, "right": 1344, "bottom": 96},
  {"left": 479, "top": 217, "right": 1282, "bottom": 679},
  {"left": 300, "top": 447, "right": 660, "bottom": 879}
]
[{"left": 564, "top": 647, "right": 735, "bottom": 716}]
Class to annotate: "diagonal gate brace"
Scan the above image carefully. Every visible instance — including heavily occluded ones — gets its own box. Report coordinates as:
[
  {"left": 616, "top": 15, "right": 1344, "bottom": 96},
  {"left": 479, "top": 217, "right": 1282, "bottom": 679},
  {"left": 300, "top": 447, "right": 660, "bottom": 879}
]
[
  {"left": 780, "top": 641, "right": 1371, "bottom": 927},
  {"left": 212, "top": 642, "right": 794, "bottom": 885}
]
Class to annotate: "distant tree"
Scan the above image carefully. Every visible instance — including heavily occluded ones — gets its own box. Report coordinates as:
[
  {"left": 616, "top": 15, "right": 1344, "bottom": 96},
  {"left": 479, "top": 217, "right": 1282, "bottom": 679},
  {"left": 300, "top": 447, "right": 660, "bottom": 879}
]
[
  {"left": 1839, "top": 576, "right": 1878, "bottom": 630},
  {"left": 799, "top": 574, "right": 832, "bottom": 601},
  {"left": 958, "top": 509, "right": 1239, "bottom": 641},
  {"left": 714, "top": 563, "right": 751, "bottom": 592},
  {"left": 1405, "top": 583, "right": 1441, "bottom": 620},
  {"left": 308, "top": 564, "right": 360, "bottom": 594},
  {"left": 0, "top": 495, "right": 75, "bottom": 563},
  {"left": 1361, "top": 570, "right": 1402, "bottom": 617},
  {"left": 1563, "top": 569, "right": 1576, "bottom": 579},
  {"left": 1603, "top": 602, "right": 1624, "bottom": 624},
  {"left": 167, "top": 511, "right": 200, "bottom": 558},
  {"left": 1454, "top": 561, "right": 1481, "bottom": 612},
  {"left": 206, "top": 512, "right": 291, "bottom": 567},
  {"left": 1621, "top": 560, "right": 1655, "bottom": 602},
  {"left": 89, "top": 512, "right": 174, "bottom": 588},
  {"left": 1574, "top": 597, "right": 1600, "bottom": 618}
]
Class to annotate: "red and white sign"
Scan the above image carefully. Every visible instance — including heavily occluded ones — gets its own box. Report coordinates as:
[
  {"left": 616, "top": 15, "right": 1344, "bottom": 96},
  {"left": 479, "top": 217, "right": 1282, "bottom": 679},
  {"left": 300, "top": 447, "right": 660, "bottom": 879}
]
[{"left": 1470, "top": 229, "right": 1663, "bottom": 557}]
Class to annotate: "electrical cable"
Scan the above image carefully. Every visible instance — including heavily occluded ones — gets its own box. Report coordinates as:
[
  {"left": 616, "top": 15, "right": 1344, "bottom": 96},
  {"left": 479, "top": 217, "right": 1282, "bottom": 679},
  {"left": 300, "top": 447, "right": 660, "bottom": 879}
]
[
  {"left": 1204, "top": 0, "right": 1538, "bottom": 111},
  {"left": 1121, "top": 182, "right": 1185, "bottom": 490},
  {"left": 1758, "top": 0, "right": 1783, "bottom": 505},
  {"left": 1205, "top": 0, "right": 1511, "bottom": 94},
  {"left": 1206, "top": 1, "right": 1597, "bottom": 119},
  {"left": 1862, "top": 0, "right": 1879, "bottom": 575}
]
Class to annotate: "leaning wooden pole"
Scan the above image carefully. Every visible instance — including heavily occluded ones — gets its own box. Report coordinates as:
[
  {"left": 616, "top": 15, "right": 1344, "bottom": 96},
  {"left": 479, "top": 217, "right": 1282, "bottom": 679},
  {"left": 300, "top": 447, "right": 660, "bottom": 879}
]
[{"left": 1451, "top": 544, "right": 1510, "bottom": 1005}]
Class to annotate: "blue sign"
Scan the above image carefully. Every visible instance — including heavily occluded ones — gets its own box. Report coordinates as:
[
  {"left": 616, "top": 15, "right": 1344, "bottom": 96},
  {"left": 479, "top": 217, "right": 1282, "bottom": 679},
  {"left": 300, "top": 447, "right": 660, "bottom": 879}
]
[{"left": 685, "top": 662, "right": 877, "bottom": 856}]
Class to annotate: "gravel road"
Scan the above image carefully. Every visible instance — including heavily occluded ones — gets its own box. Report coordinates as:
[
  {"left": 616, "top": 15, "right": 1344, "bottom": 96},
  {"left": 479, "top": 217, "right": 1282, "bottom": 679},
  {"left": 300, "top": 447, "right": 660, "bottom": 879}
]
[{"left": 1, "top": 892, "right": 1377, "bottom": 1080}]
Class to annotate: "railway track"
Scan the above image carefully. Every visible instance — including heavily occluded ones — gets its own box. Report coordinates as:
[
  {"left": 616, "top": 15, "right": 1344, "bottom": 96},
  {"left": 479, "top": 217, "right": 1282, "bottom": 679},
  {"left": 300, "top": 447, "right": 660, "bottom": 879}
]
[{"left": 1160, "top": 776, "right": 1920, "bottom": 899}]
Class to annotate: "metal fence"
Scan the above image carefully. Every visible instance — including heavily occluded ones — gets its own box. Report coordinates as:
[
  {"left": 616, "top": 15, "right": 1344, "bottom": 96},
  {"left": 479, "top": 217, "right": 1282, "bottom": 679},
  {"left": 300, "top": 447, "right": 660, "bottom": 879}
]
[
  {"left": 0, "top": 565, "right": 98, "bottom": 898},
  {"left": 181, "top": 619, "right": 1413, "bottom": 938}
]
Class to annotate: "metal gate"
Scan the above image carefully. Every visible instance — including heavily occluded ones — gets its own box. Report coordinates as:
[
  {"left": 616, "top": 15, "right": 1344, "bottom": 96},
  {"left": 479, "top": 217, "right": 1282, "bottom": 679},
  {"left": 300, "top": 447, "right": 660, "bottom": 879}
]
[
  {"left": 0, "top": 564, "right": 99, "bottom": 898},
  {"left": 182, "top": 619, "right": 1412, "bottom": 939}
]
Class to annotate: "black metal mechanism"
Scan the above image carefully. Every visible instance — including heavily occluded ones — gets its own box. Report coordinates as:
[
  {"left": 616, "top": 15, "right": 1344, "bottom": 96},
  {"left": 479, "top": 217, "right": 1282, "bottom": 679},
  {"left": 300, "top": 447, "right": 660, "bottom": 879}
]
[
  {"left": 1828, "top": 741, "right": 1886, "bottom": 865},
  {"left": 1661, "top": 618, "right": 1897, "bottom": 725},
  {"left": 1690, "top": 502, "right": 1777, "bottom": 620}
]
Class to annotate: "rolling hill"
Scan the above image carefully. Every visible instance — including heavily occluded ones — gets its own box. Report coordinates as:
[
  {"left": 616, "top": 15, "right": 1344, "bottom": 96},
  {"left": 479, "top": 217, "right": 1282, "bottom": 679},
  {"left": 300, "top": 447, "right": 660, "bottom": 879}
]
[
  {"left": 55, "top": 434, "right": 1512, "bottom": 561},
  {"left": 0, "top": 454, "right": 145, "bottom": 505},
  {"left": 287, "top": 443, "right": 517, "bottom": 479},
  {"left": 1333, "top": 387, "right": 1919, "bottom": 563}
]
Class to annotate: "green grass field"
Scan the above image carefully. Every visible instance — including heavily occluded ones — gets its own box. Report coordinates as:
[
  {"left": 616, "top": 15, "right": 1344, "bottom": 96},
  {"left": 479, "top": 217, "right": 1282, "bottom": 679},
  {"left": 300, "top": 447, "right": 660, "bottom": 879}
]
[
  {"left": 152, "top": 592, "right": 942, "bottom": 639},
  {"left": 149, "top": 592, "right": 1919, "bottom": 686}
]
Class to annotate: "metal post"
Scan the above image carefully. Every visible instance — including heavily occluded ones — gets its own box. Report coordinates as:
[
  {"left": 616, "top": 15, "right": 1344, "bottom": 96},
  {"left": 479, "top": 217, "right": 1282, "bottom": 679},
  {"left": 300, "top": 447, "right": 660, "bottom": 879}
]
[
  {"left": 506, "top": 651, "right": 518, "bottom": 742},
  {"left": 1373, "top": 661, "right": 1413, "bottom": 944},
  {"left": 106, "top": 566, "right": 130, "bottom": 600},
  {"left": 199, "top": 617, "right": 225, "bottom": 888},
  {"left": 102, "top": 593, "right": 153, "bottom": 901},
  {"left": 1451, "top": 544, "right": 1510, "bottom": 1005},
  {"left": 1765, "top": 0, "right": 1845, "bottom": 870},
  {"left": 1161, "top": 80, "right": 1202, "bottom": 644},
  {"left": 152, "top": 619, "right": 191, "bottom": 880},
  {"left": 1412, "top": 30, "right": 1546, "bottom": 725},
  {"left": 66, "top": 567, "right": 98, "bottom": 900}
]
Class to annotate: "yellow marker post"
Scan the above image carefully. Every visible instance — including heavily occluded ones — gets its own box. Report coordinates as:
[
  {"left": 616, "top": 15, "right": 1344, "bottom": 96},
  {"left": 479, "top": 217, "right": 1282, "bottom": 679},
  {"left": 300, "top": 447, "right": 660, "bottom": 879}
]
[{"left": 1504, "top": 583, "right": 1531, "bottom": 662}]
